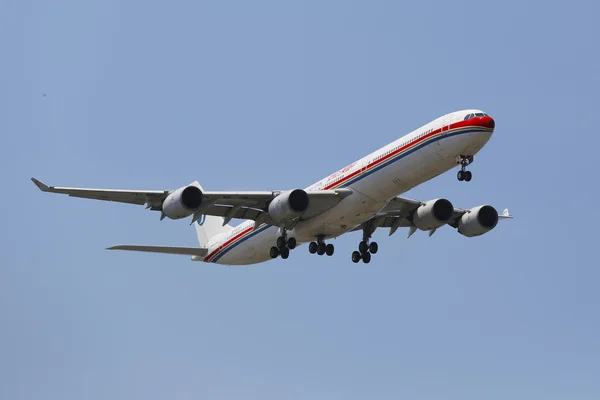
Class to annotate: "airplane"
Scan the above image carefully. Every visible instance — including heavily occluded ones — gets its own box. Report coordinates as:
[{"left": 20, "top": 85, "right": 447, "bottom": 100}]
[{"left": 32, "top": 109, "right": 512, "bottom": 265}]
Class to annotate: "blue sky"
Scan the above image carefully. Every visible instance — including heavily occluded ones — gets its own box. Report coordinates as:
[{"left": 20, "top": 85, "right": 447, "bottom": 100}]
[{"left": 2, "top": 1, "right": 599, "bottom": 398}]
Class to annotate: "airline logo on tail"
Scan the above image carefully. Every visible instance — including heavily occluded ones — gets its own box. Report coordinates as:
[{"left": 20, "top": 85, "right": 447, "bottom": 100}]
[{"left": 196, "top": 215, "right": 206, "bottom": 226}]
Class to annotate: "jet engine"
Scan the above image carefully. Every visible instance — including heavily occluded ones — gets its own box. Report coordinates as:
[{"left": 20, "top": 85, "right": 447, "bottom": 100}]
[
  {"left": 458, "top": 205, "right": 499, "bottom": 237},
  {"left": 162, "top": 185, "right": 203, "bottom": 220},
  {"left": 412, "top": 198, "right": 454, "bottom": 231},
  {"left": 268, "top": 189, "right": 309, "bottom": 224}
]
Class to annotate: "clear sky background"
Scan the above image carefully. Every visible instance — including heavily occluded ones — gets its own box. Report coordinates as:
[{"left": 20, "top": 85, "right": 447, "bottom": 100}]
[{"left": 2, "top": 1, "right": 599, "bottom": 399}]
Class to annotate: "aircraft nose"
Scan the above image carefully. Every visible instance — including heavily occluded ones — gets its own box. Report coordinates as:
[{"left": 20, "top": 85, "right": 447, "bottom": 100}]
[{"left": 479, "top": 116, "right": 495, "bottom": 130}]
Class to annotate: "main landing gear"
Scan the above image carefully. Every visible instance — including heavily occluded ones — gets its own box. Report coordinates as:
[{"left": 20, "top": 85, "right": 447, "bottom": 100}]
[
  {"left": 457, "top": 155, "right": 473, "bottom": 182},
  {"left": 352, "top": 219, "right": 379, "bottom": 264},
  {"left": 270, "top": 231, "right": 297, "bottom": 259},
  {"left": 308, "top": 235, "right": 334, "bottom": 256},
  {"left": 352, "top": 240, "right": 378, "bottom": 264}
]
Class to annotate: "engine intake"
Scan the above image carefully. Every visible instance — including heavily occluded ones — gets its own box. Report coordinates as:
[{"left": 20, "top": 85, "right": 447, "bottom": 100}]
[
  {"left": 268, "top": 189, "right": 309, "bottom": 224},
  {"left": 458, "top": 205, "right": 498, "bottom": 237},
  {"left": 162, "top": 185, "right": 203, "bottom": 220},
  {"left": 412, "top": 198, "right": 454, "bottom": 231}
]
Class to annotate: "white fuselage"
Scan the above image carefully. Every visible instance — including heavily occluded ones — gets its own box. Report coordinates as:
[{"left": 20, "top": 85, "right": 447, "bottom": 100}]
[{"left": 201, "top": 110, "right": 495, "bottom": 265}]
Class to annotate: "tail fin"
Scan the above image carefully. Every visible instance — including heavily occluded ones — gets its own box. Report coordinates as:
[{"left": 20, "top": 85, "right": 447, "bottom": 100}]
[
  {"left": 190, "top": 182, "right": 234, "bottom": 247},
  {"left": 194, "top": 215, "right": 233, "bottom": 247}
]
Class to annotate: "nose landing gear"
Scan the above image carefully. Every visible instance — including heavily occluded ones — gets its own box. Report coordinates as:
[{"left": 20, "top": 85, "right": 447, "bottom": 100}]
[{"left": 457, "top": 155, "right": 473, "bottom": 182}]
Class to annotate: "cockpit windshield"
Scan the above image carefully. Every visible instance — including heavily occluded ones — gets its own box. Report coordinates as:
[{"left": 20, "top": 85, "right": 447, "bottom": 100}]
[{"left": 464, "top": 112, "right": 488, "bottom": 120}]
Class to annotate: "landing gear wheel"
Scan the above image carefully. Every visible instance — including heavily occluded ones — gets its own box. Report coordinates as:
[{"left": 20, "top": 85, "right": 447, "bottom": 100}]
[
  {"left": 464, "top": 171, "right": 472, "bottom": 182},
  {"left": 280, "top": 247, "right": 290, "bottom": 259},
  {"left": 325, "top": 244, "right": 335, "bottom": 256},
  {"left": 287, "top": 237, "right": 297, "bottom": 249},
  {"left": 359, "top": 241, "right": 369, "bottom": 254},
  {"left": 276, "top": 236, "right": 286, "bottom": 249},
  {"left": 309, "top": 241, "right": 318, "bottom": 254},
  {"left": 362, "top": 252, "right": 371, "bottom": 264},
  {"left": 369, "top": 242, "right": 378, "bottom": 254},
  {"left": 317, "top": 242, "right": 326, "bottom": 256},
  {"left": 351, "top": 251, "right": 361, "bottom": 263},
  {"left": 457, "top": 170, "right": 464, "bottom": 181},
  {"left": 270, "top": 246, "right": 279, "bottom": 259}
]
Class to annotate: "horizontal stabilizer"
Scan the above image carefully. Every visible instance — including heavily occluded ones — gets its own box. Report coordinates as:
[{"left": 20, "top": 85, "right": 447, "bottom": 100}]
[
  {"left": 499, "top": 208, "right": 513, "bottom": 219},
  {"left": 107, "top": 245, "right": 207, "bottom": 257}
]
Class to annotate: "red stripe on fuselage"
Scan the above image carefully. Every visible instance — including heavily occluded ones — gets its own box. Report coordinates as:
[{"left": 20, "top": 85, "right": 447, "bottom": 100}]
[
  {"left": 205, "top": 116, "right": 493, "bottom": 262},
  {"left": 204, "top": 225, "right": 255, "bottom": 262},
  {"left": 323, "top": 118, "right": 491, "bottom": 190}
]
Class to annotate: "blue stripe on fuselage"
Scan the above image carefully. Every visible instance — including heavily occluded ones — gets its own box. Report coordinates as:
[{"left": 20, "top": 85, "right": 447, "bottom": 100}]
[
  {"left": 210, "top": 128, "right": 487, "bottom": 263},
  {"left": 211, "top": 223, "right": 271, "bottom": 263},
  {"left": 341, "top": 128, "right": 489, "bottom": 188}
]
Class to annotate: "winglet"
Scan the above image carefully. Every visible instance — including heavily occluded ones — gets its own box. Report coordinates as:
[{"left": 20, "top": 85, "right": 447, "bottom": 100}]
[{"left": 31, "top": 177, "right": 51, "bottom": 192}]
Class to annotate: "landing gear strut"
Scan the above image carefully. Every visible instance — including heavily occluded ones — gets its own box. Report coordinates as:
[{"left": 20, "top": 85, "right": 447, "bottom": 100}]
[
  {"left": 270, "top": 230, "right": 296, "bottom": 259},
  {"left": 309, "top": 235, "right": 335, "bottom": 257},
  {"left": 457, "top": 155, "right": 473, "bottom": 182}
]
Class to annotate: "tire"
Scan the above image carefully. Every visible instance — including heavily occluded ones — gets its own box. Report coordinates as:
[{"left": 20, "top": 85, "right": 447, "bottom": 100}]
[
  {"left": 325, "top": 244, "right": 334, "bottom": 256},
  {"left": 457, "top": 170, "right": 464, "bottom": 181},
  {"left": 276, "top": 236, "right": 286, "bottom": 249},
  {"left": 270, "top": 246, "right": 279, "bottom": 258},
  {"left": 369, "top": 241, "right": 378, "bottom": 254},
  {"left": 362, "top": 251, "right": 371, "bottom": 264},
  {"left": 351, "top": 251, "right": 361, "bottom": 263},
  {"left": 280, "top": 247, "right": 290, "bottom": 259},
  {"left": 317, "top": 242, "right": 326, "bottom": 256},
  {"left": 359, "top": 241, "right": 369, "bottom": 253},
  {"left": 287, "top": 237, "right": 297, "bottom": 249},
  {"left": 464, "top": 171, "right": 472, "bottom": 182},
  {"left": 309, "top": 242, "right": 318, "bottom": 254}
]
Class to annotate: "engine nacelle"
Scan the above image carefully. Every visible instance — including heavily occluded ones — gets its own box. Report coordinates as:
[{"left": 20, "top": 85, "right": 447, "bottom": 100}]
[
  {"left": 458, "top": 205, "right": 499, "bottom": 237},
  {"left": 268, "top": 189, "right": 309, "bottom": 224},
  {"left": 162, "top": 185, "right": 203, "bottom": 220},
  {"left": 412, "top": 198, "right": 454, "bottom": 231}
]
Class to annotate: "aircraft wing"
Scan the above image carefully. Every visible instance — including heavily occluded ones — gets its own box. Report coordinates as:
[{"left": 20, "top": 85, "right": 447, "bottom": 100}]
[
  {"left": 31, "top": 178, "right": 353, "bottom": 225},
  {"left": 107, "top": 245, "right": 207, "bottom": 256},
  {"left": 355, "top": 196, "right": 512, "bottom": 236},
  {"left": 31, "top": 178, "right": 169, "bottom": 205}
]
